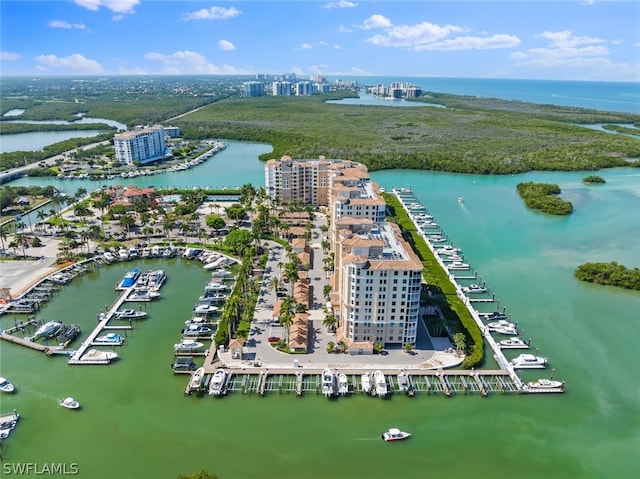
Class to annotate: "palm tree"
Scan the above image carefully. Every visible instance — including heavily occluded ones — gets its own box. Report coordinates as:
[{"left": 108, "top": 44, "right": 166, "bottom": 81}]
[
  {"left": 283, "top": 262, "right": 299, "bottom": 295},
  {"left": 0, "top": 224, "right": 9, "bottom": 252},
  {"left": 119, "top": 214, "right": 136, "bottom": 238},
  {"left": 268, "top": 277, "right": 281, "bottom": 295},
  {"left": 13, "top": 232, "right": 28, "bottom": 257},
  {"left": 36, "top": 210, "right": 48, "bottom": 230},
  {"left": 323, "top": 313, "right": 338, "bottom": 332}
]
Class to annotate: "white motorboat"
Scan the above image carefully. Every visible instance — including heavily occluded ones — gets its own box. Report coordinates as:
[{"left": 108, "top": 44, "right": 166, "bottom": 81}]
[
  {"left": 499, "top": 337, "right": 529, "bottom": 349},
  {"left": 210, "top": 269, "right": 232, "bottom": 278},
  {"left": 184, "top": 315, "right": 215, "bottom": 327},
  {"left": 28, "top": 320, "right": 63, "bottom": 341},
  {"left": 116, "top": 268, "right": 141, "bottom": 290},
  {"left": 427, "top": 235, "right": 446, "bottom": 244},
  {"left": 150, "top": 245, "right": 161, "bottom": 257},
  {"left": 114, "top": 309, "right": 148, "bottom": 320},
  {"left": 447, "top": 261, "right": 470, "bottom": 271},
  {"left": 438, "top": 245, "right": 460, "bottom": 255},
  {"left": 381, "top": 428, "right": 411, "bottom": 442},
  {"left": 0, "top": 377, "right": 15, "bottom": 393},
  {"left": 127, "top": 289, "right": 161, "bottom": 302},
  {"left": 102, "top": 252, "right": 115, "bottom": 263},
  {"left": 458, "top": 197, "right": 464, "bottom": 204},
  {"left": 524, "top": 379, "right": 564, "bottom": 390},
  {"left": 95, "top": 333, "right": 124, "bottom": 345},
  {"left": 49, "top": 272, "right": 73, "bottom": 284},
  {"left": 361, "top": 373, "right": 371, "bottom": 394},
  {"left": 486, "top": 320, "right": 518, "bottom": 335},
  {"left": 209, "top": 369, "right": 227, "bottom": 396},
  {"left": 461, "top": 284, "right": 487, "bottom": 294},
  {"left": 182, "top": 325, "right": 213, "bottom": 337},
  {"left": 162, "top": 246, "right": 176, "bottom": 257},
  {"left": 321, "top": 368, "right": 336, "bottom": 398},
  {"left": 338, "top": 373, "right": 349, "bottom": 395},
  {"left": 511, "top": 353, "right": 548, "bottom": 369},
  {"left": 118, "top": 248, "right": 129, "bottom": 261},
  {"left": 60, "top": 397, "right": 80, "bottom": 409},
  {"left": 419, "top": 221, "right": 439, "bottom": 229},
  {"left": 174, "top": 339, "right": 204, "bottom": 351},
  {"left": 193, "top": 304, "right": 219, "bottom": 315},
  {"left": 374, "top": 370, "right": 387, "bottom": 398},
  {"left": 204, "top": 281, "right": 229, "bottom": 292},
  {"left": 479, "top": 311, "right": 508, "bottom": 320},
  {"left": 82, "top": 349, "right": 119, "bottom": 362},
  {"left": 397, "top": 372, "right": 409, "bottom": 393},
  {"left": 188, "top": 367, "right": 205, "bottom": 392}
]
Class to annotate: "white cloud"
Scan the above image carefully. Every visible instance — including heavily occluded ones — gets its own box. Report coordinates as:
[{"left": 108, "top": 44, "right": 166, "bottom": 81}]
[
  {"left": 1, "top": 51, "right": 20, "bottom": 61},
  {"left": 182, "top": 6, "right": 242, "bottom": 21},
  {"left": 333, "top": 44, "right": 342, "bottom": 50},
  {"left": 511, "top": 45, "right": 610, "bottom": 66},
  {"left": 323, "top": 1, "right": 357, "bottom": 9},
  {"left": 300, "top": 43, "right": 313, "bottom": 50},
  {"left": 338, "top": 25, "right": 352, "bottom": 33},
  {"left": 49, "top": 20, "right": 88, "bottom": 31},
  {"left": 362, "top": 16, "right": 521, "bottom": 53},
  {"left": 536, "top": 30, "right": 605, "bottom": 48},
  {"left": 218, "top": 40, "right": 236, "bottom": 51},
  {"left": 296, "top": 41, "right": 330, "bottom": 50},
  {"left": 34, "top": 53, "right": 103, "bottom": 73},
  {"left": 362, "top": 14, "right": 392, "bottom": 30},
  {"left": 144, "top": 50, "right": 250, "bottom": 74},
  {"left": 74, "top": 0, "right": 138, "bottom": 14},
  {"left": 416, "top": 34, "right": 521, "bottom": 51},
  {"left": 366, "top": 21, "right": 464, "bottom": 47}
]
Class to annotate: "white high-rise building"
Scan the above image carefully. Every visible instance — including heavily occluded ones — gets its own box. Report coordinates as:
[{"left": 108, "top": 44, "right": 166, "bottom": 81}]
[
  {"left": 272, "top": 81, "right": 292, "bottom": 96},
  {"left": 114, "top": 125, "right": 168, "bottom": 166},
  {"left": 243, "top": 81, "right": 264, "bottom": 97}
]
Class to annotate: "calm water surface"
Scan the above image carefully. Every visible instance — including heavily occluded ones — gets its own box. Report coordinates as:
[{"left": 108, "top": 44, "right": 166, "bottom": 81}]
[{"left": 1, "top": 145, "right": 639, "bottom": 478}]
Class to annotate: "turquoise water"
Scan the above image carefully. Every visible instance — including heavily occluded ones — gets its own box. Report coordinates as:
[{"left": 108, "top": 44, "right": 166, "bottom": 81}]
[{"left": 2, "top": 157, "right": 639, "bottom": 477}]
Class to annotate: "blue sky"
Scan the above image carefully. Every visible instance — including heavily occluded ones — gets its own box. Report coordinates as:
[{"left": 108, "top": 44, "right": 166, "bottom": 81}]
[{"left": 1, "top": 1, "right": 639, "bottom": 81}]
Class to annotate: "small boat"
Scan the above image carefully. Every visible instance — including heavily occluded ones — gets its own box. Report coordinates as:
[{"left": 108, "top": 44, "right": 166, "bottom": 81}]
[
  {"left": 82, "top": 349, "right": 119, "bottom": 362},
  {"left": 209, "top": 369, "right": 227, "bottom": 396},
  {"left": 182, "top": 325, "right": 213, "bottom": 337},
  {"left": 381, "top": 428, "right": 411, "bottom": 442},
  {"left": 49, "top": 272, "right": 73, "bottom": 284},
  {"left": 361, "top": 373, "right": 371, "bottom": 394},
  {"left": 150, "top": 245, "right": 161, "bottom": 257},
  {"left": 114, "top": 309, "right": 148, "bottom": 320},
  {"left": 204, "top": 281, "right": 229, "bottom": 292},
  {"left": 147, "top": 270, "right": 166, "bottom": 290},
  {"left": 174, "top": 339, "right": 204, "bottom": 351},
  {"left": 479, "top": 311, "right": 508, "bottom": 321},
  {"left": 188, "top": 367, "right": 205, "bottom": 392},
  {"left": 193, "top": 304, "right": 219, "bottom": 314},
  {"left": 210, "top": 269, "right": 232, "bottom": 278},
  {"left": 511, "top": 353, "right": 547, "bottom": 369},
  {"left": 60, "top": 397, "right": 80, "bottom": 409},
  {"left": 458, "top": 197, "right": 464, "bottom": 204},
  {"left": 437, "top": 246, "right": 460, "bottom": 255},
  {"left": 28, "top": 320, "right": 63, "bottom": 341},
  {"left": 95, "top": 333, "right": 124, "bottom": 345},
  {"left": 321, "top": 368, "right": 336, "bottom": 398},
  {"left": 102, "top": 252, "right": 115, "bottom": 263},
  {"left": 162, "top": 246, "right": 176, "bottom": 258},
  {"left": 338, "top": 373, "right": 349, "bottom": 395},
  {"left": 184, "top": 316, "right": 215, "bottom": 327},
  {"left": 461, "top": 284, "right": 487, "bottom": 294},
  {"left": 374, "top": 370, "right": 387, "bottom": 398},
  {"left": 116, "top": 268, "right": 141, "bottom": 290},
  {"left": 118, "top": 248, "right": 129, "bottom": 261},
  {"left": 0, "top": 377, "right": 15, "bottom": 393},
  {"left": 397, "top": 372, "right": 409, "bottom": 393},
  {"left": 524, "top": 379, "right": 564, "bottom": 390},
  {"left": 127, "top": 289, "right": 161, "bottom": 302},
  {"left": 486, "top": 320, "right": 518, "bottom": 335},
  {"left": 447, "top": 261, "right": 470, "bottom": 271},
  {"left": 499, "top": 337, "right": 529, "bottom": 349}
]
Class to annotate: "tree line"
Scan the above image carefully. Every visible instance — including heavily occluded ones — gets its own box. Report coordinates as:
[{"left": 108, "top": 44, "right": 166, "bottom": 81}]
[
  {"left": 574, "top": 262, "right": 640, "bottom": 290},
  {"left": 516, "top": 182, "right": 573, "bottom": 215}
]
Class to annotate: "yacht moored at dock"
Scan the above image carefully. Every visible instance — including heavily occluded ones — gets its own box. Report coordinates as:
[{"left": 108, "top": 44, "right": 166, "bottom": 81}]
[
  {"left": 116, "top": 268, "right": 140, "bottom": 290},
  {"left": 361, "top": 373, "right": 371, "bottom": 394},
  {"left": 523, "top": 378, "right": 564, "bottom": 391},
  {"left": 321, "top": 368, "right": 336, "bottom": 398},
  {"left": 338, "top": 373, "right": 349, "bottom": 395},
  {"left": 511, "top": 353, "right": 547, "bottom": 369},
  {"left": 374, "top": 370, "right": 387, "bottom": 398},
  {"left": 461, "top": 284, "right": 487, "bottom": 294},
  {"left": 114, "top": 309, "right": 148, "bottom": 320},
  {"left": 209, "top": 369, "right": 227, "bottom": 396},
  {"left": 499, "top": 337, "right": 529, "bottom": 349},
  {"left": 27, "top": 320, "right": 63, "bottom": 341}
]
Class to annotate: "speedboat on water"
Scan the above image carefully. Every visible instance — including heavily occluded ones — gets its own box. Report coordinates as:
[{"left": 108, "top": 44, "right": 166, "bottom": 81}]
[
  {"left": 0, "top": 377, "right": 15, "bottom": 393},
  {"left": 127, "top": 289, "right": 161, "bottom": 302},
  {"left": 82, "top": 349, "right": 119, "bottom": 362},
  {"left": 524, "top": 379, "right": 564, "bottom": 390},
  {"left": 114, "top": 309, "right": 148, "bottom": 320},
  {"left": 60, "top": 397, "right": 80, "bottom": 409},
  {"left": 447, "top": 261, "right": 470, "bottom": 271},
  {"left": 116, "top": 268, "right": 140, "bottom": 290},
  {"left": 28, "top": 320, "right": 63, "bottom": 341},
  {"left": 511, "top": 353, "right": 547, "bottom": 369},
  {"left": 174, "top": 339, "right": 204, "bottom": 351},
  {"left": 182, "top": 325, "right": 213, "bottom": 337},
  {"left": 321, "top": 368, "right": 336, "bottom": 398},
  {"left": 499, "top": 337, "right": 529, "bottom": 349},
  {"left": 461, "top": 284, "right": 487, "bottom": 294},
  {"left": 188, "top": 367, "right": 205, "bottom": 392},
  {"left": 361, "top": 373, "right": 371, "bottom": 394},
  {"left": 193, "top": 304, "right": 219, "bottom": 315},
  {"left": 338, "top": 373, "right": 349, "bottom": 395},
  {"left": 374, "top": 370, "right": 387, "bottom": 398},
  {"left": 95, "top": 333, "right": 124, "bottom": 345},
  {"left": 381, "top": 428, "right": 411, "bottom": 442},
  {"left": 209, "top": 369, "right": 227, "bottom": 396}
]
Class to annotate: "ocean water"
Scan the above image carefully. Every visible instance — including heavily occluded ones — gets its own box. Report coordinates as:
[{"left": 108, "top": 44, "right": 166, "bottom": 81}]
[{"left": 329, "top": 76, "right": 640, "bottom": 114}]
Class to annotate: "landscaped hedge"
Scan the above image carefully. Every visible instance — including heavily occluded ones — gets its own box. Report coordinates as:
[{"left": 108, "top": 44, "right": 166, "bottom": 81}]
[{"left": 382, "top": 193, "right": 484, "bottom": 368}]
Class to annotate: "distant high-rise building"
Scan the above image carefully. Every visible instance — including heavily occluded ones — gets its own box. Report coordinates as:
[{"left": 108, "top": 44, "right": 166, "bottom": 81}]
[
  {"left": 242, "top": 81, "right": 264, "bottom": 97},
  {"left": 296, "top": 81, "right": 313, "bottom": 96},
  {"left": 114, "top": 125, "right": 168, "bottom": 166},
  {"left": 272, "top": 81, "right": 292, "bottom": 96}
]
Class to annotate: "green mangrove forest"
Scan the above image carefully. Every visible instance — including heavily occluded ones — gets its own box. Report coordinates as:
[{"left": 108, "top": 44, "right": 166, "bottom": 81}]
[
  {"left": 582, "top": 175, "right": 606, "bottom": 184},
  {"left": 516, "top": 182, "right": 573, "bottom": 215},
  {"left": 574, "top": 262, "right": 640, "bottom": 291}
]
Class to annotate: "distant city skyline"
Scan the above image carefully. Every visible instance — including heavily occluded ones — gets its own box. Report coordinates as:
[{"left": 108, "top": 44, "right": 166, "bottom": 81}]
[{"left": 1, "top": 1, "right": 639, "bottom": 82}]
